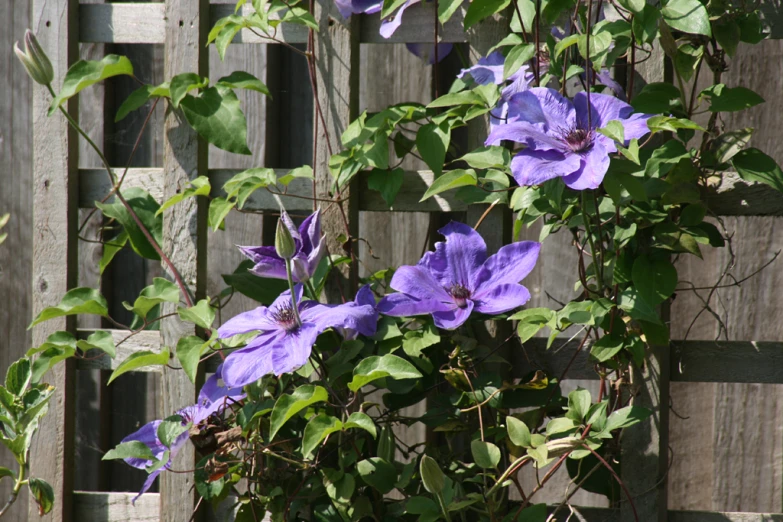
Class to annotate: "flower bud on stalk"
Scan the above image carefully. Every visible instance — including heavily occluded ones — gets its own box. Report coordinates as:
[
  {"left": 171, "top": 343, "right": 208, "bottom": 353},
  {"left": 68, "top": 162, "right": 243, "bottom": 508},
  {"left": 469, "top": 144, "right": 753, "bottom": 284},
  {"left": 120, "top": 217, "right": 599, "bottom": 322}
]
[
  {"left": 14, "top": 30, "right": 54, "bottom": 86},
  {"left": 276, "top": 212, "right": 302, "bottom": 326}
]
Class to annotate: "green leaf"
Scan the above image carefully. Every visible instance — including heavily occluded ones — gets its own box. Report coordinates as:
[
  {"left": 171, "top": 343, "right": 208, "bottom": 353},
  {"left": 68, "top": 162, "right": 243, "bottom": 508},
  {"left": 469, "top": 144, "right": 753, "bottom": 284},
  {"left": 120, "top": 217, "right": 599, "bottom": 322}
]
[
  {"left": 180, "top": 86, "right": 251, "bottom": 155},
  {"left": 31, "top": 347, "right": 75, "bottom": 383},
  {"left": 301, "top": 414, "right": 343, "bottom": 457},
  {"left": 617, "top": 288, "right": 663, "bottom": 325},
  {"left": 115, "top": 84, "right": 169, "bottom": 122},
  {"left": 577, "top": 31, "right": 612, "bottom": 62},
  {"left": 567, "top": 388, "right": 591, "bottom": 422},
  {"left": 617, "top": 0, "right": 644, "bottom": 14},
  {"left": 510, "top": 307, "right": 554, "bottom": 343},
  {"left": 76, "top": 330, "right": 116, "bottom": 358},
  {"left": 357, "top": 458, "right": 397, "bottom": 494},
  {"left": 597, "top": 120, "right": 625, "bottom": 143},
  {"left": 701, "top": 84, "right": 765, "bottom": 112},
  {"left": 269, "top": 385, "right": 329, "bottom": 440},
  {"left": 460, "top": 146, "right": 511, "bottom": 169},
  {"left": 406, "top": 496, "right": 439, "bottom": 515},
  {"left": 217, "top": 71, "right": 271, "bottom": 97},
  {"left": 156, "top": 176, "right": 211, "bottom": 216},
  {"left": 156, "top": 414, "right": 189, "bottom": 449},
  {"left": 208, "top": 197, "right": 236, "bottom": 231},
  {"left": 96, "top": 187, "right": 163, "bottom": 261},
  {"left": 427, "top": 91, "right": 485, "bottom": 108},
  {"left": 99, "top": 230, "right": 128, "bottom": 275},
  {"left": 103, "top": 440, "right": 157, "bottom": 461},
  {"left": 344, "top": 412, "right": 377, "bottom": 439},
  {"left": 29, "top": 287, "right": 109, "bottom": 328},
  {"left": 507, "top": 416, "right": 532, "bottom": 447},
  {"left": 401, "top": 322, "right": 440, "bottom": 357},
  {"left": 439, "top": 0, "right": 463, "bottom": 23},
  {"left": 420, "top": 169, "right": 477, "bottom": 202},
  {"left": 367, "top": 168, "right": 404, "bottom": 208},
  {"left": 170, "top": 73, "right": 210, "bottom": 108},
  {"left": 504, "top": 44, "right": 536, "bottom": 80},
  {"left": 732, "top": 148, "right": 783, "bottom": 193},
  {"left": 471, "top": 440, "right": 501, "bottom": 468},
  {"left": 661, "top": 0, "right": 711, "bottom": 36},
  {"left": 0, "top": 467, "right": 15, "bottom": 483},
  {"left": 278, "top": 165, "right": 314, "bottom": 186},
  {"left": 28, "top": 478, "right": 54, "bottom": 515},
  {"left": 546, "top": 417, "right": 577, "bottom": 435},
  {"left": 419, "top": 455, "right": 445, "bottom": 494},
  {"left": 348, "top": 354, "right": 423, "bottom": 392},
  {"left": 175, "top": 336, "right": 208, "bottom": 384},
  {"left": 108, "top": 347, "right": 170, "bottom": 384},
  {"left": 603, "top": 405, "right": 651, "bottom": 432},
  {"left": 464, "top": 0, "right": 512, "bottom": 28},
  {"left": 517, "top": 504, "right": 548, "bottom": 522},
  {"left": 177, "top": 299, "right": 216, "bottom": 329},
  {"left": 590, "top": 334, "right": 625, "bottom": 362},
  {"left": 632, "top": 256, "right": 677, "bottom": 305},
  {"left": 49, "top": 55, "right": 133, "bottom": 115},
  {"left": 223, "top": 168, "right": 277, "bottom": 208},
  {"left": 416, "top": 123, "right": 450, "bottom": 176},
  {"left": 222, "top": 260, "right": 289, "bottom": 304},
  {"left": 6, "top": 359, "right": 32, "bottom": 396},
  {"left": 126, "top": 278, "right": 180, "bottom": 319}
]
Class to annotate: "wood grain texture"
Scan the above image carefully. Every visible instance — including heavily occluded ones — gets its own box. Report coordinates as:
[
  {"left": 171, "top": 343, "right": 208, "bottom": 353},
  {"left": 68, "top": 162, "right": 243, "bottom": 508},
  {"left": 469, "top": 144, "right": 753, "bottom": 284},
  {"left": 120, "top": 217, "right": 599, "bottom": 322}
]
[
  {"left": 28, "top": 1, "right": 79, "bottom": 521},
  {"left": 0, "top": 2, "right": 32, "bottom": 520},
  {"left": 160, "top": 0, "right": 208, "bottom": 519},
  {"left": 73, "top": 491, "right": 159, "bottom": 522},
  {"left": 313, "top": 0, "right": 360, "bottom": 298}
]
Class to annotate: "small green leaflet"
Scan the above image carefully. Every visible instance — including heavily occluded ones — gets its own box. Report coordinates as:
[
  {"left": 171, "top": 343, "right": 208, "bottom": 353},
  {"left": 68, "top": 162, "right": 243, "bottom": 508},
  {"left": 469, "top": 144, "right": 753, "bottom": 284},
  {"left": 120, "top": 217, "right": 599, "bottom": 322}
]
[
  {"left": 180, "top": 86, "right": 252, "bottom": 155},
  {"left": 420, "top": 169, "right": 478, "bottom": 202},
  {"left": 29, "top": 288, "right": 109, "bottom": 328},
  {"left": 348, "top": 354, "right": 423, "bottom": 392},
  {"left": 661, "top": 0, "right": 711, "bottom": 36},
  {"left": 269, "top": 385, "right": 329, "bottom": 440},
  {"left": 108, "top": 348, "right": 170, "bottom": 384},
  {"left": 50, "top": 55, "right": 133, "bottom": 115}
]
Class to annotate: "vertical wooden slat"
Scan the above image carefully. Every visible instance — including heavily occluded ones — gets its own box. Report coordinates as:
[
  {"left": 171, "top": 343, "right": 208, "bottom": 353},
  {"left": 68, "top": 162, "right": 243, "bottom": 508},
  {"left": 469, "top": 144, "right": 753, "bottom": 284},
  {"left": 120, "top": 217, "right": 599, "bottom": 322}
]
[
  {"left": 0, "top": 2, "right": 33, "bottom": 520},
  {"left": 313, "top": 0, "right": 360, "bottom": 299},
  {"left": 620, "top": 44, "right": 671, "bottom": 522},
  {"left": 161, "top": 1, "right": 208, "bottom": 520},
  {"left": 29, "top": 1, "right": 78, "bottom": 521}
]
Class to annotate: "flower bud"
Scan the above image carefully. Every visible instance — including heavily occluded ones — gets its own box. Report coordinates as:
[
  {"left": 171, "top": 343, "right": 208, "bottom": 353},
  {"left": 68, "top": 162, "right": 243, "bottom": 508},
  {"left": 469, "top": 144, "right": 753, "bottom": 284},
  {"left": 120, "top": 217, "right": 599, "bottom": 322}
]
[
  {"left": 275, "top": 214, "right": 296, "bottom": 260},
  {"left": 25, "top": 30, "right": 54, "bottom": 85},
  {"left": 13, "top": 30, "right": 53, "bottom": 86},
  {"left": 419, "top": 454, "right": 445, "bottom": 494}
]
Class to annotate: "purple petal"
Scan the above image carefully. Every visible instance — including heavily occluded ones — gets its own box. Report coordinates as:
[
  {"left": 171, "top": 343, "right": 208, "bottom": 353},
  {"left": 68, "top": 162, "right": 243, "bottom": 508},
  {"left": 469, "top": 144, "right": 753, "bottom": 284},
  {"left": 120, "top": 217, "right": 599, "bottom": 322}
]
[
  {"left": 299, "top": 209, "right": 321, "bottom": 255},
  {"left": 473, "top": 241, "right": 541, "bottom": 292},
  {"left": 270, "top": 324, "right": 320, "bottom": 375},
  {"left": 574, "top": 92, "right": 634, "bottom": 130},
  {"left": 132, "top": 467, "right": 164, "bottom": 505},
  {"left": 510, "top": 149, "right": 582, "bottom": 186},
  {"left": 377, "top": 292, "right": 454, "bottom": 317},
  {"left": 195, "top": 366, "right": 246, "bottom": 422},
  {"left": 457, "top": 51, "right": 505, "bottom": 85},
  {"left": 217, "top": 305, "right": 276, "bottom": 338},
  {"left": 473, "top": 284, "right": 531, "bottom": 314},
  {"left": 304, "top": 240, "right": 327, "bottom": 280},
  {"left": 419, "top": 222, "right": 488, "bottom": 290},
  {"left": 432, "top": 301, "right": 474, "bottom": 330},
  {"left": 562, "top": 141, "right": 611, "bottom": 190},
  {"left": 300, "top": 301, "right": 378, "bottom": 337},
  {"left": 405, "top": 43, "right": 454, "bottom": 65},
  {"left": 619, "top": 112, "right": 651, "bottom": 142},
  {"left": 355, "top": 285, "right": 376, "bottom": 308},
  {"left": 280, "top": 211, "right": 302, "bottom": 247},
  {"left": 596, "top": 69, "right": 627, "bottom": 101},
  {"left": 336, "top": 0, "right": 382, "bottom": 17},
  {"left": 501, "top": 65, "right": 533, "bottom": 101},
  {"left": 239, "top": 246, "right": 288, "bottom": 280},
  {"left": 511, "top": 87, "right": 576, "bottom": 130},
  {"left": 389, "top": 265, "right": 452, "bottom": 302},
  {"left": 379, "top": 0, "right": 420, "bottom": 38},
  {"left": 221, "top": 334, "right": 281, "bottom": 387},
  {"left": 122, "top": 420, "right": 164, "bottom": 469},
  {"left": 485, "top": 121, "right": 564, "bottom": 151}
]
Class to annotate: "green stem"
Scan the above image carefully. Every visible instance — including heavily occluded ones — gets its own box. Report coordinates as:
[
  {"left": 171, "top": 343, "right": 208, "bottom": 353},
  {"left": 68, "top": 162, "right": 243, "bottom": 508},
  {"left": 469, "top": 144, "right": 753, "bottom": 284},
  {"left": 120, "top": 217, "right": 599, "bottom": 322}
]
[
  {"left": 0, "top": 462, "right": 26, "bottom": 518},
  {"left": 304, "top": 279, "right": 319, "bottom": 302},
  {"left": 581, "top": 191, "right": 602, "bottom": 296},
  {"left": 486, "top": 455, "right": 531, "bottom": 499},
  {"left": 285, "top": 259, "right": 303, "bottom": 326},
  {"left": 436, "top": 492, "right": 453, "bottom": 522}
]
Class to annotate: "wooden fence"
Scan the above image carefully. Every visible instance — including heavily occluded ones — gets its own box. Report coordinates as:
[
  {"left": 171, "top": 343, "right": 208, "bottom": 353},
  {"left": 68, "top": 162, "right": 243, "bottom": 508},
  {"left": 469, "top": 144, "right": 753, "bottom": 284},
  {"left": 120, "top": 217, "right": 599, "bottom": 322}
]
[{"left": 4, "top": 0, "right": 783, "bottom": 521}]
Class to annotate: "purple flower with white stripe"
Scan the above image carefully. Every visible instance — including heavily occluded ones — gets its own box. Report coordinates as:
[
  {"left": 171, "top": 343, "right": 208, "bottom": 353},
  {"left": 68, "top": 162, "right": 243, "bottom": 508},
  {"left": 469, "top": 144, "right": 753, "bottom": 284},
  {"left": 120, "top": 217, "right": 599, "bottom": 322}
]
[
  {"left": 239, "top": 210, "right": 325, "bottom": 283},
  {"left": 486, "top": 87, "right": 651, "bottom": 190},
  {"left": 217, "top": 285, "right": 377, "bottom": 387},
  {"left": 121, "top": 365, "right": 244, "bottom": 503},
  {"left": 377, "top": 222, "right": 540, "bottom": 330}
]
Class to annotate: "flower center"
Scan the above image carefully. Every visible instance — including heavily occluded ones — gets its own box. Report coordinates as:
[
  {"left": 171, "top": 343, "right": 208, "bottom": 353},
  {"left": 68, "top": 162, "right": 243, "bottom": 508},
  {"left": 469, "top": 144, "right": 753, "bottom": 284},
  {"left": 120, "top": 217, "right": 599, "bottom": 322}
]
[
  {"left": 272, "top": 305, "right": 299, "bottom": 332},
  {"left": 446, "top": 284, "right": 472, "bottom": 308},
  {"left": 560, "top": 126, "right": 594, "bottom": 153}
]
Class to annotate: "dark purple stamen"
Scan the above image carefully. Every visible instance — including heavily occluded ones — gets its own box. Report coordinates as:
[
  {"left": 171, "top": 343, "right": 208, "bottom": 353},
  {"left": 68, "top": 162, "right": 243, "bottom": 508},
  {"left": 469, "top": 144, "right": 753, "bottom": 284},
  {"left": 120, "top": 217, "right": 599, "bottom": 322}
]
[
  {"left": 560, "top": 126, "right": 594, "bottom": 153},
  {"left": 446, "top": 284, "right": 472, "bottom": 308},
  {"left": 272, "top": 305, "right": 299, "bottom": 332}
]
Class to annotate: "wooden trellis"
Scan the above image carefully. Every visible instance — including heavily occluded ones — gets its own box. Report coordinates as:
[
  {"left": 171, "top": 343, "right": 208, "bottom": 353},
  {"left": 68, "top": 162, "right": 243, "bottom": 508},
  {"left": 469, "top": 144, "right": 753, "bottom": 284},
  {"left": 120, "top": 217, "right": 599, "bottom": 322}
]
[{"left": 29, "top": 1, "right": 783, "bottom": 521}]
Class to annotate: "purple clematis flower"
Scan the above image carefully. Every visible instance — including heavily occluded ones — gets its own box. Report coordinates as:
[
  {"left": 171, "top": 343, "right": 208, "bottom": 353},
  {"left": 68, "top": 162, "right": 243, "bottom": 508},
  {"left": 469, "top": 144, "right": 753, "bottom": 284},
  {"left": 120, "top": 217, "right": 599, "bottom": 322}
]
[
  {"left": 121, "top": 365, "right": 244, "bottom": 503},
  {"left": 217, "top": 285, "right": 377, "bottom": 387},
  {"left": 336, "top": 285, "right": 379, "bottom": 340},
  {"left": 457, "top": 51, "right": 506, "bottom": 85},
  {"left": 486, "top": 87, "right": 651, "bottom": 190},
  {"left": 335, "top": 0, "right": 381, "bottom": 17},
  {"left": 377, "top": 222, "right": 540, "bottom": 330},
  {"left": 405, "top": 43, "right": 454, "bottom": 65},
  {"left": 239, "top": 210, "right": 325, "bottom": 283}
]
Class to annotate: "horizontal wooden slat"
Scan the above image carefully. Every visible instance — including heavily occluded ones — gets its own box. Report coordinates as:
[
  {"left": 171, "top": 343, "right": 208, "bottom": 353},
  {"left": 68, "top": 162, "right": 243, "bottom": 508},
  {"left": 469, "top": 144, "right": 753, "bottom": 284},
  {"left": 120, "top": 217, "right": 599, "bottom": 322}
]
[
  {"left": 705, "top": 171, "right": 783, "bottom": 216},
  {"left": 538, "top": 507, "right": 783, "bottom": 521},
  {"left": 75, "top": 329, "right": 161, "bottom": 372},
  {"left": 73, "top": 491, "right": 159, "bottom": 522},
  {"left": 79, "top": 3, "right": 469, "bottom": 44},
  {"left": 671, "top": 340, "right": 783, "bottom": 384},
  {"left": 78, "top": 168, "right": 466, "bottom": 212}
]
